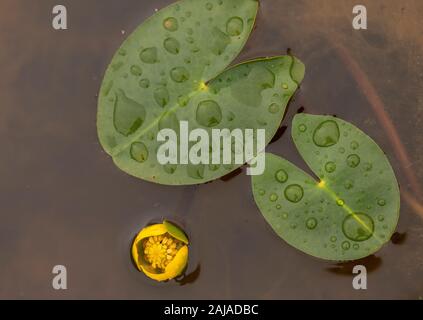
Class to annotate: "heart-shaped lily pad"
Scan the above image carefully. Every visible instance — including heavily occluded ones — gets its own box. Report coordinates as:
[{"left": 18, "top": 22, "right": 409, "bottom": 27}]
[
  {"left": 97, "top": 0, "right": 304, "bottom": 185},
  {"left": 252, "top": 114, "right": 400, "bottom": 261}
]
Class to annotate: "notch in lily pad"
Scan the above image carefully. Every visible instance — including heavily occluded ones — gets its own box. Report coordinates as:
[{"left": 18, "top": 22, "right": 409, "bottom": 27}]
[{"left": 132, "top": 220, "right": 189, "bottom": 282}]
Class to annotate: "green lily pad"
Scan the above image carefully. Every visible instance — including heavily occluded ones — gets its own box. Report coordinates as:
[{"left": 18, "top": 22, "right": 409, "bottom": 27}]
[
  {"left": 97, "top": 0, "right": 304, "bottom": 185},
  {"left": 252, "top": 114, "right": 400, "bottom": 261}
]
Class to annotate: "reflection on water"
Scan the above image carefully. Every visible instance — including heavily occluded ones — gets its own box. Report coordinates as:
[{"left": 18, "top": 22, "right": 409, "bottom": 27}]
[
  {"left": 391, "top": 232, "right": 407, "bottom": 245},
  {"left": 0, "top": 0, "right": 422, "bottom": 299},
  {"left": 327, "top": 255, "right": 383, "bottom": 276}
]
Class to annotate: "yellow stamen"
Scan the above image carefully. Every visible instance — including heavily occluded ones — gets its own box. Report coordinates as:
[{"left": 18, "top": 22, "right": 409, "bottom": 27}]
[{"left": 143, "top": 233, "right": 182, "bottom": 271}]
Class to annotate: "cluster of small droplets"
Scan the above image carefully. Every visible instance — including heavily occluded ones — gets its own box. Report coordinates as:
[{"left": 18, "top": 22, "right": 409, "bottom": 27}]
[{"left": 143, "top": 234, "right": 181, "bottom": 270}]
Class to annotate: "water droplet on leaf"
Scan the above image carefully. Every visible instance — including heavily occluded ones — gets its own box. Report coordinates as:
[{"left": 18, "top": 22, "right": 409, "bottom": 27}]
[
  {"left": 139, "top": 79, "right": 150, "bottom": 88},
  {"left": 130, "top": 65, "right": 143, "bottom": 76},
  {"left": 342, "top": 213, "right": 374, "bottom": 242},
  {"left": 164, "top": 37, "right": 180, "bottom": 55},
  {"left": 196, "top": 100, "right": 222, "bottom": 127},
  {"left": 130, "top": 142, "right": 149, "bottom": 163},
  {"left": 347, "top": 154, "right": 361, "bottom": 168},
  {"left": 270, "top": 193, "right": 278, "bottom": 202},
  {"left": 140, "top": 47, "right": 158, "bottom": 64},
  {"left": 170, "top": 67, "right": 190, "bottom": 83},
  {"left": 306, "top": 218, "right": 318, "bottom": 230},
  {"left": 163, "top": 17, "right": 179, "bottom": 31},
  {"left": 164, "top": 164, "right": 177, "bottom": 174},
  {"left": 344, "top": 180, "right": 354, "bottom": 190},
  {"left": 298, "top": 124, "right": 307, "bottom": 132},
  {"left": 154, "top": 87, "right": 170, "bottom": 107},
  {"left": 187, "top": 164, "right": 205, "bottom": 180},
  {"left": 226, "top": 17, "right": 244, "bottom": 36},
  {"left": 113, "top": 89, "right": 146, "bottom": 136},
  {"left": 325, "top": 161, "right": 337, "bottom": 173},
  {"left": 342, "top": 241, "right": 351, "bottom": 250},
  {"left": 275, "top": 169, "right": 288, "bottom": 183},
  {"left": 364, "top": 162, "right": 373, "bottom": 171},
  {"left": 284, "top": 184, "right": 304, "bottom": 203},
  {"left": 268, "top": 103, "right": 280, "bottom": 114},
  {"left": 313, "top": 121, "right": 340, "bottom": 147},
  {"left": 350, "top": 141, "right": 359, "bottom": 150}
]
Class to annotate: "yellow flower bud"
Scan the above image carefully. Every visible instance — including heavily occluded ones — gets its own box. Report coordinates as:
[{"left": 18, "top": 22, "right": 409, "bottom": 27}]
[{"left": 131, "top": 220, "right": 189, "bottom": 282}]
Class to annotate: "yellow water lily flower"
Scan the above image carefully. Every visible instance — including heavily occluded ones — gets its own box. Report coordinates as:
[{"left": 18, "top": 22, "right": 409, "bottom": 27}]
[{"left": 131, "top": 220, "right": 189, "bottom": 282}]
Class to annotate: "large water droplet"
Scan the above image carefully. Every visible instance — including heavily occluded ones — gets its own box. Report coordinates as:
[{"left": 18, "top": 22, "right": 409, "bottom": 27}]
[
  {"left": 337, "top": 199, "right": 345, "bottom": 206},
  {"left": 130, "top": 142, "right": 149, "bottom": 163},
  {"left": 196, "top": 100, "right": 222, "bottom": 127},
  {"left": 231, "top": 66, "right": 275, "bottom": 107},
  {"left": 325, "top": 161, "right": 337, "bottom": 173},
  {"left": 113, "top": 89, "right": 146, "bottom": 136},
  {"left": 306, "top": 217, "right": 318, "bottom": 230},
  {"left": 140, "top": 47, "right": 158, "bottom": 64},
  {"left": 154, "top": 87, "right": 170, "bottom": 108},
  {"left": 130, "top": 65, "right": 143, "bottom": 76},
  {"left": 210, "top": 27, "right": 230, "bottom": 56},
  {"left": 313, "top": 120, "right": 340, "bottom": 147},
  {"left": 284, "top": 184, "right": 304, "bottom": 203},
  {"left": 347, "top": 154, "right": 361, "bottom": 168},
  {"left": 170, "top": 67, "right": 190, "bottom": 83},
  {"left": 342, "top": 213, "right": 374, "bottom": 242},
  {"left": 163, "top": 17, "right": 179, "bottom": 31},
  {"left": 226, "top": 17, "right": 244, "bottom": 36},
  {"left": 275, "top": 169, "right": 288, "bottom": 183},
  {"left": 164, "top": 37, "right": 180, "bottom": 55}
]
